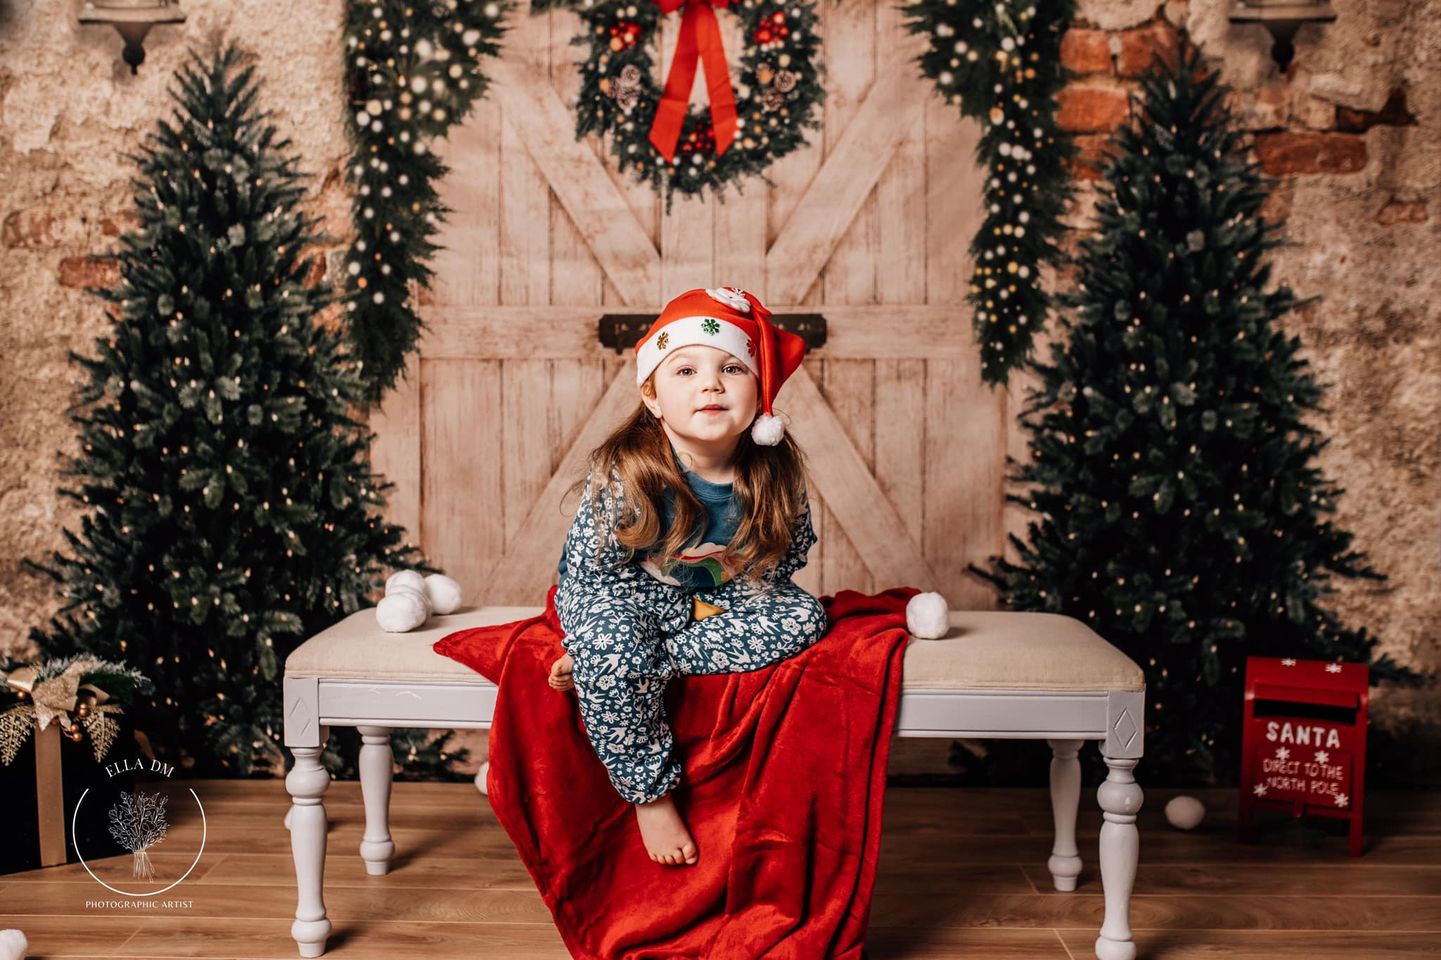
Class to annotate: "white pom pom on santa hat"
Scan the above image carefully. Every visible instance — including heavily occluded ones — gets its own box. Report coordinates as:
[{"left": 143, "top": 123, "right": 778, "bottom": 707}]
[{"left": 751, "top": 412, "right": 784, "bottom": 446}]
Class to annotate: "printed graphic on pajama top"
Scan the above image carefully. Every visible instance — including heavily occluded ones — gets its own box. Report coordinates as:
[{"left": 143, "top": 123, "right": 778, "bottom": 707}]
[{"left": 554, "top": 466, "right": 826, "bottom": 803}]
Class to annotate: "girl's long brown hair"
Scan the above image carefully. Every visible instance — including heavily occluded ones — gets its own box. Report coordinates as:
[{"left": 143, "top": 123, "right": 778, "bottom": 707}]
[{"left": 571, "top": 402, "right": 809, "bottom": 585}]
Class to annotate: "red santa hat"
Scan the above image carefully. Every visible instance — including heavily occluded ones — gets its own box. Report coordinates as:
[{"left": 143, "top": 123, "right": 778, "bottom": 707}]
[{"left": 635, "top": 287, "right": 807, "bottom": 446}]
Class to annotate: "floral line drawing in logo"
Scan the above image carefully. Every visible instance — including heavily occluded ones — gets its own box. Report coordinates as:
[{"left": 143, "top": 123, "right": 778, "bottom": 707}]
[
  {"left": 108, "top": 789, "right": 169, "bottom": 880},
  {"left": 73, "top": 785, "right": 207, "bottom": 898}
]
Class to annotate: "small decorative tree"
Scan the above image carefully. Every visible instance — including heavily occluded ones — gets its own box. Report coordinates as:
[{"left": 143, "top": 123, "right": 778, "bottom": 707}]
[
  {"left": 972, "top": 38, "right": 1422, "bottom": 784},
  {"left": 24, "top": 43, "right": 465, "bottom": 778}
]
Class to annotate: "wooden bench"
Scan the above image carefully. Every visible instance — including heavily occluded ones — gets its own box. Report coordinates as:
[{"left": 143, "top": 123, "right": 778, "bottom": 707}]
[{"left": 282, "top": 606, "right": 1146, "bottom": 959}]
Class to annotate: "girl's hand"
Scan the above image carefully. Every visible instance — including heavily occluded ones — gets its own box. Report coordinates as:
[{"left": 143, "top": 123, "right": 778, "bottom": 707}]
[{"left": 548, "top": 653, "right": 575, "bottom": 692}]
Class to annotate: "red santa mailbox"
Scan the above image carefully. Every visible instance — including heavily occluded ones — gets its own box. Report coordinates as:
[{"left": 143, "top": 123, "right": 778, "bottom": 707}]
[{"left": 1239, "top": 656, "right": 1369, "bottom": 856}]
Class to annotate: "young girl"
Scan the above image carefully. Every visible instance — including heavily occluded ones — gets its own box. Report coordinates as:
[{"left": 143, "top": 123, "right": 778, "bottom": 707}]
[{"left": 547, "top": 286, "right": 828, "bottom": 868}]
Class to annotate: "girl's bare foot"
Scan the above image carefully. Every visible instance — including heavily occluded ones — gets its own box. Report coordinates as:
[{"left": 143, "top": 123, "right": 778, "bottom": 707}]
[
  {"left": 634, "top": 794, "right": 697, "bottom": 865},
  {"left": 548, "top": 653, "right": 574, "bottom": 691}
]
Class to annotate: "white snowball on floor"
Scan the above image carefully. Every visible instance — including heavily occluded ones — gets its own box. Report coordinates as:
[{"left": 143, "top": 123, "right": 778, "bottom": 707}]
[
  {"left": 906, "top": 591, "right": 950, "bottom": 639},
  {"left": 376, "top": 591, "right": 428, "bottom": 632},
  {"left": 0, "top": 929, "right": 28, "bottom": 960},
  {"left": 1164, "top": 795, "right": 1206, "bottom": 831},
  {"left": 386, "top": 569, "right": 427, "bottom": 596},
  {"left": 425, "top": 573, "right": 463, "bottom": 615}
]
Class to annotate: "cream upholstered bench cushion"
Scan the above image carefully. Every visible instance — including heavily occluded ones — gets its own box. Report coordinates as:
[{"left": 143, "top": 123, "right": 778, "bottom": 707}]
[{"left": 284, "top": 606, "right": 1142, "bottom": 693}]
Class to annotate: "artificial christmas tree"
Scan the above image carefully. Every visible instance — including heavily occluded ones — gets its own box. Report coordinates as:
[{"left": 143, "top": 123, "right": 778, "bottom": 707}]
[
  {"left": 973, "top": 38, "right": 1421, "bottom": 784},
  {"left": 26, "top": 43, "right": 463, "bottom": 778}
]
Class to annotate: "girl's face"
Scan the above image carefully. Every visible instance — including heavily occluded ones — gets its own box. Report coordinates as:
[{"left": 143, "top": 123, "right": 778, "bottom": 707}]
[{"left": 641, "top": 345, "right": 759, "bottom": 454}]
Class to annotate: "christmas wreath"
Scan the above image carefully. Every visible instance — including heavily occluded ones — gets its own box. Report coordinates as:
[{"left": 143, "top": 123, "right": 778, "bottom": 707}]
[{"left": 535, "top": 0, "right": 825, "bottom": 208}]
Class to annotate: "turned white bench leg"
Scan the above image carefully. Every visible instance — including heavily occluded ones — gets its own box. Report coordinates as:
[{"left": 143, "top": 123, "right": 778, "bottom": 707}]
[
  {"left": 1046, "top": 738, "right": 1083, "bottom": 891},
  {"left": 358, "top": 725, "right": 396, "bottom": 875},
  {"left": 1095, "top": 754, "right": 1143, "bottom": 960},
  {"left": 287, "top": 727, "right": 332, "bottom": 959}
]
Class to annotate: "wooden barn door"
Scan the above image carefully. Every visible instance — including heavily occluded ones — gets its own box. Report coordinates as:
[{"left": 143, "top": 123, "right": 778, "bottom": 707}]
[{"left": 369, "top": 0, "right": 1024, "bottom": 610}]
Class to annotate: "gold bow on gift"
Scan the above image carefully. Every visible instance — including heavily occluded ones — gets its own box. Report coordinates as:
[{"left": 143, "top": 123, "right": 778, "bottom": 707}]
[{"left": 3, "top": 659, "right": 112, "bottom": 744}]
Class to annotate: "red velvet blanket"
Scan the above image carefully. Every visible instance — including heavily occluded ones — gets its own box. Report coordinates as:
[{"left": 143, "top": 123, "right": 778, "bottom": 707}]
[{"left": 434, "top": 585, "right": 915, "bottom": 959}]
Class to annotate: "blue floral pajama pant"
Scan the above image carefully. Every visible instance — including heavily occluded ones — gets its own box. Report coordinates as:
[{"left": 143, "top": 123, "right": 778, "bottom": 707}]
[{"left": 555, "top": 572, "right": 828, "bottom": 804}]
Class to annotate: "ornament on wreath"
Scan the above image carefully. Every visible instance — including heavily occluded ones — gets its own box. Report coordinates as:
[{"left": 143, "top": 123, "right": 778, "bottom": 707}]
[{"left": 534, "top": 0, "right": 824, "bottom": 208}]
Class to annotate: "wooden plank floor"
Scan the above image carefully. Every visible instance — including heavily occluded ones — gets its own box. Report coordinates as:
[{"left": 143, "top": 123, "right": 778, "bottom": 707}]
[{"left": 3, "top": 781, "right": 1440, "bottom": 959}]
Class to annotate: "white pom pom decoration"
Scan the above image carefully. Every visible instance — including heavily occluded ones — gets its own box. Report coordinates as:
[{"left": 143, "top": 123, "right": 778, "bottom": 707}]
[
  {"left": 376, "top": 592, "right": 428, "bottom": 633},
  {"left": 386, "top": 569, "right": 427, "bottom": 595},
  {"left": 751, "top": 412, "right": 784, "bottom": 446},
  {"left": 475, "top": 759, "right": 490, "bottom": 796},
  {"left": 389, "top": 582, "right": 432, "bottom": 617},
  {"left": 0, "top": 928, "right": 29, "bottom": 960},
  {"left": 906, "top": 591, "right": 950, "bottom": 639},
  {"left": 1164, "top": 795, "right": 1206, "bottom": 831},
  {"left": 425, "top": 573, "right": 463, "bottom": 615}
]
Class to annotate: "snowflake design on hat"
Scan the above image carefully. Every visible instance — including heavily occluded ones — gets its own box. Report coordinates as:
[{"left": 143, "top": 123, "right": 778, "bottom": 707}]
[
  {"left": 705, "top": 287, "right": 751, "bottom": 312},
  {"left": 701, "top": 318, "right": 720, "bottom": 335}
]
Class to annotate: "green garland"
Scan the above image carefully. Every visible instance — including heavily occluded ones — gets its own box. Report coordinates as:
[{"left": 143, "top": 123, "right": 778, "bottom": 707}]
[
  {"left": 341, "top": 0, "right": 513, "bottom": 407},
  {"left": 535, "top": 0, "right": 824, "bottom": 211},
  {"left": 904, "top": 0, "right": 1077, "bottom": 387}
]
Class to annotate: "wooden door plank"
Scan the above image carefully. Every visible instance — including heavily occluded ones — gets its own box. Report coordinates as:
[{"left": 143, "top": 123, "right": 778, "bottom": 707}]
[
  {"left": 822, "top": 0, "right": 878, "bottom": 307},
  {"left": 431, "top": 104, "right": 501, "bottom": 306},
  {"left": 714, "top": 179, "right": 767, "bottom": 297},
  {"left": 368, "top": 354, "right": 423, "bottom": 564},
  {"left": 662, "top": 196, "right": 715, "bottom": 294},
  {"left": 545, "top": 4, "right": 607, "bottom": 307},
  {"left": 417, "top": 304, "right": 979, "bottom": 359},
  {"left": 785, "top": 368, "right": 938, "bottom": 589},
  {"left": 424, "top": 360, "right": 504, "bottom": 604},
  {"left": 765, "top": 37, "right": 927, "bottom": 306},
  {"left": 484, "top": 361, "right": 641, "bottom": 601},
  {"left": 819, "top": 358, "right": 876, "bottom": 593},
  {"left": 499, "top": 8, "right": 552, "bottom": 306},
  {"left": 876, "top": 0, "right": 928, "bottom": 306},
  {"left": 502, "top": 361, "right": 555, "bottom": 550},
  {"left": 875, "top": 358, "right": 926, "bottom": 548},
  {"left": 923, "top": 356, "right": 1004, "bottom": 608},
  {"left": 491, "top": 58, "right": 660, "bottom": 306},
  {"left": 925, "top": 97, "right": 984, "bottom": 306}
]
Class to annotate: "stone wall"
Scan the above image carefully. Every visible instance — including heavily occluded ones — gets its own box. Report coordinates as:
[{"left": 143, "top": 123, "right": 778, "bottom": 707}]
[{"left": 2, "top": 0, "right": 1437, "bottom": 775}]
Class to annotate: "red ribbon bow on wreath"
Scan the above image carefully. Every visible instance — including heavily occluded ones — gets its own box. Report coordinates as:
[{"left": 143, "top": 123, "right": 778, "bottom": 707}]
[{"left": 648, "top": 0, "right": 739, "bottom": 163}]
